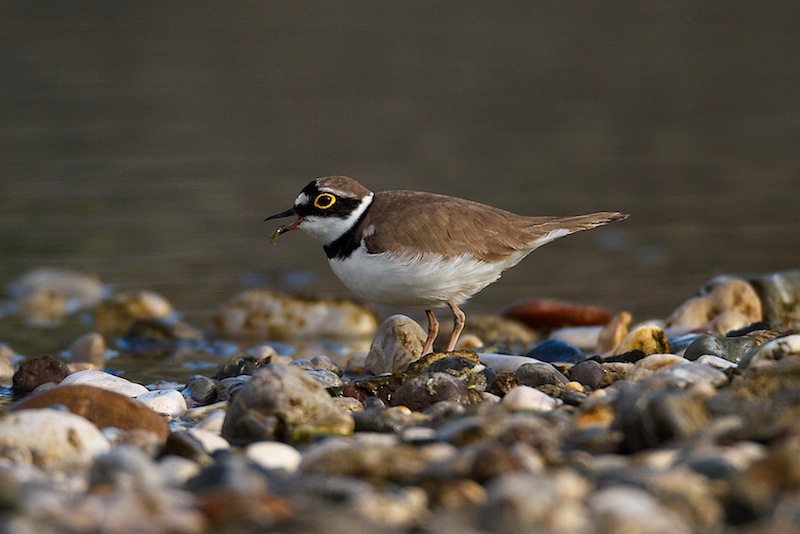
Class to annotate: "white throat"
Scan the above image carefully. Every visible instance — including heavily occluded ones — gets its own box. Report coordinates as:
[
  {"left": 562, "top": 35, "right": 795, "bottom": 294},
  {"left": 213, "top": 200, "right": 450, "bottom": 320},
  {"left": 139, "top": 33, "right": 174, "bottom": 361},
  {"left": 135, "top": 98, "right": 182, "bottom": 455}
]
[{"left": 300, "top": 192, "right": 374, "bottom": 245}]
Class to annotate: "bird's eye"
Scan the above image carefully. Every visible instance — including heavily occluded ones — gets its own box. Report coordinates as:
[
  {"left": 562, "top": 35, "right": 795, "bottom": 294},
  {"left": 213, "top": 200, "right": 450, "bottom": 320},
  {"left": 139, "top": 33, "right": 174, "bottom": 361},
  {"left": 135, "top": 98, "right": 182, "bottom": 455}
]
[{"left": 314, "top": 193, "right": 336, "bottom": 209}]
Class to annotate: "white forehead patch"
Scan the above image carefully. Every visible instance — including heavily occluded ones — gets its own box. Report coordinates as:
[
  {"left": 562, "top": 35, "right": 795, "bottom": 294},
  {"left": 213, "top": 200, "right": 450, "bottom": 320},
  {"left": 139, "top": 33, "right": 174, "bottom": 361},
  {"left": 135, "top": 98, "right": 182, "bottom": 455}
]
[{"left": 294, "top": 192, "right": 310, "bottom": 206}]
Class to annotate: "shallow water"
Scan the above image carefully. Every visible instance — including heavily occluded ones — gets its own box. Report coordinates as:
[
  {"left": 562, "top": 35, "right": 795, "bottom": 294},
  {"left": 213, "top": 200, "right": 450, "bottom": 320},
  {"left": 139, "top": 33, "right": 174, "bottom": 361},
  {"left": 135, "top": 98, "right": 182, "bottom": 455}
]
[{"left": 2, "top": 3, "right": 799, "bottom": 372}]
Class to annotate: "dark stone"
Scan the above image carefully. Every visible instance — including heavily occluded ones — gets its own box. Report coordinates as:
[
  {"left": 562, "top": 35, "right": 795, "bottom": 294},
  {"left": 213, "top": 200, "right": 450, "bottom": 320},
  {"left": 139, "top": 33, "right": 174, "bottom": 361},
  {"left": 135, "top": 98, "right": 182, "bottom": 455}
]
[
  {"left": 515, "top": 362, "right": 569, "bottom": 388},
  {"left": 391, "top": 372, "right": 472, "bottom": 411},
  {"left": 684, "top": 334, "right": 758, "bottom": 364},
  {"left": 185, "top": 375, "right": 218, "bottom": 404},
  {"left": 213, "top": 354, "right": 271, "bottom": 380},
  {"left": 161, "top": 431, "right": 214, "bottom": 466},
  {"left": 525, "top": 339, "right": 585, "bottom": 364},
  {"left": 12, "top": 355, "right": 70, "bottom": 396},
  {"left": 570, "top": 360, "right": 605, "bottom": 389}
]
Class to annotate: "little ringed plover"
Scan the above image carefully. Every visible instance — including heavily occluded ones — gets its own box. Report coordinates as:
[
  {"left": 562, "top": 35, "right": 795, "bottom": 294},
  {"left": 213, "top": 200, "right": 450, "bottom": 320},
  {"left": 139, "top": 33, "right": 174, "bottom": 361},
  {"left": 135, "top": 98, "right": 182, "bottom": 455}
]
[{"left": 267, "top": 175, "right": 627, "bottom": 355}]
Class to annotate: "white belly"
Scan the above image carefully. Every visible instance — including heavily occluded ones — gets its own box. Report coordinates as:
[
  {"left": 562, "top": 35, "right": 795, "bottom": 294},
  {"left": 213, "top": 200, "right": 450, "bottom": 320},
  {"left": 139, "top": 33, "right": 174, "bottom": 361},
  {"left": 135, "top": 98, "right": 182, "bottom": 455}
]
[{"left": 329, "top": 248, "right": 519, "bottom": 308}]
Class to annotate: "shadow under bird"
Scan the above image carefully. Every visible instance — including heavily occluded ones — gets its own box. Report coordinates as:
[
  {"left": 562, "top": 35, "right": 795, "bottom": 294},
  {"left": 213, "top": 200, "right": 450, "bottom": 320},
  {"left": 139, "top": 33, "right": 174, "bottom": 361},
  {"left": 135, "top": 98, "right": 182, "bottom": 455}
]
[{"left": 267, "top": 176, "right": 628, "bottom": 355}]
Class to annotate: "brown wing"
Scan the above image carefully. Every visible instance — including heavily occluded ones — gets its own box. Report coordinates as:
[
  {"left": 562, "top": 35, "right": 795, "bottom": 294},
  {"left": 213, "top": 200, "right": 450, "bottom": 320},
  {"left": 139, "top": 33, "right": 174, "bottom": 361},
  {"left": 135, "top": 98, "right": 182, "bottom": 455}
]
[{"left": 361, "top": 190, "right": 626, "bottom": 262}]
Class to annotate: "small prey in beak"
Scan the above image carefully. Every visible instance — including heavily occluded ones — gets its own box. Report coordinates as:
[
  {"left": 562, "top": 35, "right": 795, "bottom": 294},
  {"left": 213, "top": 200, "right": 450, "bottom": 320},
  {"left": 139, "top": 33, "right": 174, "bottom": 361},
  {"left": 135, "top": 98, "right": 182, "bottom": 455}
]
[{"left": 265, "top": 208, "right": 303, "bottom": 245}]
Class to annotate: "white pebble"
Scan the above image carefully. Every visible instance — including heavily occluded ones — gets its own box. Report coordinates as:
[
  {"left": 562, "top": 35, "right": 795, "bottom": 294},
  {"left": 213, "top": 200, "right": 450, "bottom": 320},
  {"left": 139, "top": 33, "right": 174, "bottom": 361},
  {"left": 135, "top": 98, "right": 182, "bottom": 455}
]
[
  {"left": 478, "top": 353, "right": 542, "bottom": 373},
  {"left": 187, "top": 428, "right": 229, "bottom": 454},
  {"left": 136, "top": 389, "right": 187, "bottom": 418},
  {"left": 501, "top": 385, "right": 561, "bottom": 412},
  {"left": 60, "top": 370, "right": 148, "bottom": 397},
  {"left": 246, "top": 441, "right": 303, "bottom": 472}
]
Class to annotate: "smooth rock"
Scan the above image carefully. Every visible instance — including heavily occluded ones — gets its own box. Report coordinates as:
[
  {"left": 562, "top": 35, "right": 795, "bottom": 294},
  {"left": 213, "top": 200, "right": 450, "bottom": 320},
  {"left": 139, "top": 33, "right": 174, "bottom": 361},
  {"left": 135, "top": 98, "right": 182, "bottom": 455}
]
[
  {"left": 391, "top": 372, "right": 473, "bottom": 411},
  {"left": 213, "top": 351, "right": 272, "bottom": 380},
  {"left": 696, "top": 354, "right": 737, "bottom": 370},
  {"left": 480, "top": 472, "right": 592, "bottom": 534},
  {"left": 501, "top": 386, "right": 562, "bottom": 412},
  {"left": 67, "top": 332, "right": 107, "bottom": 367},
  {"left": 589, "top": 485, "right": 693, "bottom": 534},
  {"left": 462, "top": 314, "right": 538, "bottom": 347},
  {"left": 743, "top": 270, "right": 800, "bottom": 323},
  {"left": 644, "top": 361, "right": 729, "bottom": 389},
  {"left": 136, "top": 389, "right": 187, "bottom": 418},
  {"left": 629, "top": 354, "right": 685, "bottom": 382},
  {"left": 366, "top": 314, "right": 426, "bottom": 375},
  {"left": 683, "top": 334, "right": 758, "bottom": 364},
  {"left": 612, "top": 324, "right": 670, "bottom": 357},
  {"left": 212, "top": 288, "right": 377, "bottom": 339},
  {"left": 570, "top": 359, "right": 605, "bottom": 389},
  {"left": 665, "top": 278, "right": 762, "bottom": 332},
  {"left": 221, "top": 364, "right": 354, "bottom": 444},
  {"left": 304, "top": 369, "right": 344, "bottom": 389},
  {"left": 9, "top": 268, "right": 106, "bottom": 325},
  {"left": 89, "top": 445, "right": 165, "bottom": 491},
  {"left": 216, "top": 376, "right": 251, "bottom": 400},
  {"left": 526, "top": 339, "right": 585, "bottom": 364},
  {"left": 0, "top": 408, "right": 110, "bottom": 470},
  {"left": 478, "top": 353, "right": 544, "bottom": 373},
  {"left": 515, "top": 362, "right": 569, "bottom": 387},
  {"left": 741, "top": 333, "right": 800, "bottom": 368},
  {"left": 548, "top": 326, "right": 603, "bottom": 352},
  {"left": 94, "top": 290, "right": 174, "bottom": 335},
  {"left": 12, "top": 355, "right": 70, "bottom": 395},
  {"left": 59, "top": 369, "right": 149, "bottom": 397},
  {"left": 595, "top": 311, "right": 632, "bottom": 353},
  {"left": 289, "top": 354, "right": 343, "bottom": 375},
  {"left": 0, "top": 347, "right": 14, "bottom": 387},
  {"left": 246, "top": 441, "right": 303, "bottom": 472},
  {"left": 500, "top": 298, "right": 611, "bottom": 328},
  {"left": 9, "top": 384, "right": 170, "bottom": 441},
  {"left": 184, "top": 375, "right": 218, "bottom": 404},
  {"left": 300, "top": 434, "right": 455, "bottom": 484}
]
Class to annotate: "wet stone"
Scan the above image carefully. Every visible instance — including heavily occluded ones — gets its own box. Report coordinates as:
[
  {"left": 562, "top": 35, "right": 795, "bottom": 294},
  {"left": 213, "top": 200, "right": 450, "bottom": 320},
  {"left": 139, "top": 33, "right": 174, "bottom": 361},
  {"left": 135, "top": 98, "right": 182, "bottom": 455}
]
[
  {"left": 305, "top": 369, "right": 344, "bottom": 389},
  {"left": 526, "top": 338, "right": 585, "bottom": 364},
  {"left": 683, "top": 333, "right": 758, "bottom": 364},
  {"left": 12, "top": 355, "right": 70, "bottom": 396},
  {"left": 94, "top": 290, "right": 174, "bottom": 335}
]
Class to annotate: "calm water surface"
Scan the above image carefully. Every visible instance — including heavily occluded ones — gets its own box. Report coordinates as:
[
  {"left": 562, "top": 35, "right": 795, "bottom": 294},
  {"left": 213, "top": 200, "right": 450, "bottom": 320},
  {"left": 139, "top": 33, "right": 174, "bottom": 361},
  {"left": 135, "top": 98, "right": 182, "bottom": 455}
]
[{"left": 2, "top": 3, "right": 799, "bottom": 372}]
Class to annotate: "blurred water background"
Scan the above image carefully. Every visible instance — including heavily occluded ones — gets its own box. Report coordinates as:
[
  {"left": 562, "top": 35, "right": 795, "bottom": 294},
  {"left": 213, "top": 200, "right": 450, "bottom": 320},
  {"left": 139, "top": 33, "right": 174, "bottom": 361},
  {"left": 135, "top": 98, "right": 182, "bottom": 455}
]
[{"left": 2, "top": 2, "right": 799, "bottom": 350}]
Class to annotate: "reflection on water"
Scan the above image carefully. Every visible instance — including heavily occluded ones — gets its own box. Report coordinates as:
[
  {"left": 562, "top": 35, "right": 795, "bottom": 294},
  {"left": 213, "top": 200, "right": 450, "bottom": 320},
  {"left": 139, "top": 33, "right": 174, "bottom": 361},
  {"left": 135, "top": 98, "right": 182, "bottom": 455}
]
[{"left": 2, "top": 3, "right": 800, "bottom": 362}]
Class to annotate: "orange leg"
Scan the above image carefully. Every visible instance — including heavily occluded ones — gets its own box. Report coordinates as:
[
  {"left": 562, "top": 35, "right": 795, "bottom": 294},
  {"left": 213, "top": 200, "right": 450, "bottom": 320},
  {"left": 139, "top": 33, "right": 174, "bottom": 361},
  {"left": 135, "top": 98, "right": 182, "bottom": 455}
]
[
  {"left": 445, "top": 301, "right": 466, "bottom": 351},
  {"left": 422, "top": 309, "right": 439, "bottom": 355}
]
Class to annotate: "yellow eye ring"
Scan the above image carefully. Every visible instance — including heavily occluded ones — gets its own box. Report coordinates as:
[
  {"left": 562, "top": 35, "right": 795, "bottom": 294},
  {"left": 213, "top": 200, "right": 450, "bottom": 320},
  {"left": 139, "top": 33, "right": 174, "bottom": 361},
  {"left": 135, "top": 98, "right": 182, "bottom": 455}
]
[{"left": 314, "top": 193, "right": 336, "bottom": 209}]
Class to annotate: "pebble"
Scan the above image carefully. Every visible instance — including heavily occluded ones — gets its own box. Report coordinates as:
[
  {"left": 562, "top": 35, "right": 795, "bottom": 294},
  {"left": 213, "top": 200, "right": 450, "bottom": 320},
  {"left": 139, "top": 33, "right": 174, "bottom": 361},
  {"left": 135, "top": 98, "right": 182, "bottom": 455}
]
[
  {"left": 246, "top": 441, "right": 303, "bottom": 471},
  {"left": 515, "top": 362, "right": 569, "bottom": 387},
  {"left": 548, "top": 325, "right": 603, "bottom": 351},
  {"left": 10, "top": 384, "right": 170, "bottom": 442},
  {"left": 683, "top": 333, "right": 758, "bottom": 363},
  {"left": 221, "top": 364, "right": 354, "bottom": 444},
  {"left": 135, "top": 389, "right": 187, "bottom": 418},
  {"left": 501, "top": 385, "right": 562, "bottom": 412},
  {"left": 478, "top": 353, "right": 543, "bottom": 373},
  {"left": 9, "top": 268, "right": 107, "bottom": 325},
  {"left": 2, "top": 267, "right": 799, "bottom": 533},
  {"left": 612, "top": 324, "right": 670, "bottom": 357},
  {"left": 212, "top": 288, "right": 378, "bottom": 339},
  {"left": 59, "top": 369, "right": 149, "bottom": 397},
  {"left": 94, "top": 290, "right": 174, "bottom": 335},
  {"left": 570, "top": 359, "right": 605, "bottom": 389},
  {"left": 525, "top": 339, "right": 585, "bottom": 364},
  {"left": 500, "top": 298, "right": 611, "bottom": 328},
  {"left": 665, "top": 278, "right": 762, "bottom": 332},
  {"left": 462, "top": 314, "right": 538, "bottom": 347},
  {"left": 391, "top": 372, "right": 473, "bottom": 411},
  {"left": 67, "top": 332, "right": 108, "bottom": 368},
  {"left": 0, "top": 408, "right": 110, "bottom": 470},
  {"left": 742, "top": 269, "right": 800, "bottom": 323},
  {"left": 12, "top": 355, "right": 71, "bottom": 395},
  {"left": 365, "top": 314, "right": 426, "bottom": 375}
]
